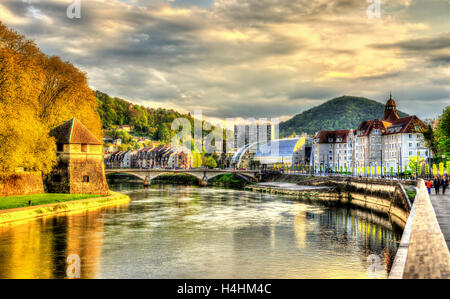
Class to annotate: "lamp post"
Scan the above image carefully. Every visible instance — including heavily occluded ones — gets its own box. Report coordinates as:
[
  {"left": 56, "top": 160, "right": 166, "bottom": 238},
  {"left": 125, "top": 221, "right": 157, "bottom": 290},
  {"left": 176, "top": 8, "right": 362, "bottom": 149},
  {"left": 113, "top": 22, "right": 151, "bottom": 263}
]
[
  {"left": 443, "top": 154, "right": 446, "bottom": 176},
  {"left": 380, "top": 143, "right": 383, "bottom": 178},
  {"left": 428, "top": 144, "right": 432, "bottom": 179},
  {"left": 416, "top": 149, "right": 420, "bottom": 179}
]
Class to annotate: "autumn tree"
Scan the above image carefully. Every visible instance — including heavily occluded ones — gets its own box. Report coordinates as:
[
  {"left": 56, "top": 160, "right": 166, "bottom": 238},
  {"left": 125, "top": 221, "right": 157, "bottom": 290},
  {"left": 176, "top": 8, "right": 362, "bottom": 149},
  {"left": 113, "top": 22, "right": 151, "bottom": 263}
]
[
  {"left": 0, "top": 24, "right": 56, "bottom": 174},
  {"left": 0, "top": 22, "right": 103, "bottom": 174}
]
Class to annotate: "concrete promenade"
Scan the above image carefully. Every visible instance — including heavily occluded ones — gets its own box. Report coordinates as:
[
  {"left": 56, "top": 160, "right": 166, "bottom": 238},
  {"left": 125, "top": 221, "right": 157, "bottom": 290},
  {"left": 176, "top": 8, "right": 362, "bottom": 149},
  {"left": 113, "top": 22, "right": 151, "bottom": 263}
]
[
  {"left": 431, "top": 191, "right": 450, "bottom": 250},
  {"left": 390, "top": 180, "right": 450, "bottom": 279}
]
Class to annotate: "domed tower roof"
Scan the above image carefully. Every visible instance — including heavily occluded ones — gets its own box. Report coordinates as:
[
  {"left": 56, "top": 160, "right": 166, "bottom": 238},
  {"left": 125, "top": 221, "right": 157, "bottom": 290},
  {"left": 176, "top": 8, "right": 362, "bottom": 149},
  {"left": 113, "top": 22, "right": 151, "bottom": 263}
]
[{"left": 383, "top": 92, "right": 399, "bottom": 123}]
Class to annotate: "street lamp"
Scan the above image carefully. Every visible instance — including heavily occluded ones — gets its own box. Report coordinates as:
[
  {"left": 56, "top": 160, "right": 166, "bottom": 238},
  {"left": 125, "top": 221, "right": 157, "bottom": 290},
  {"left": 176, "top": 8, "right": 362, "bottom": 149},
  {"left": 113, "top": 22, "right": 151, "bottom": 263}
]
[
  {"left": 416, "top": 149, "right": 420, "bottom": 179},
  {"left": 443, "top": 154, "right": 446, "bottom": 176}
]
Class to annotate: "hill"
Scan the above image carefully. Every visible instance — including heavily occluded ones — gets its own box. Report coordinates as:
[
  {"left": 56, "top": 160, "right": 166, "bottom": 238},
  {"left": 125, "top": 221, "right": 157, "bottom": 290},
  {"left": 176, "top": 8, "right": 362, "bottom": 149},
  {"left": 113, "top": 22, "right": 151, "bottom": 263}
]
[
  {"left": 96, "top": 91, "right": 194, "bottom": 141},
  {"left": 279, "top": 96, "right": 408, "bottom": 137},
  {"left": 96, "top": 91, "right": 224, "bottom": 147}
]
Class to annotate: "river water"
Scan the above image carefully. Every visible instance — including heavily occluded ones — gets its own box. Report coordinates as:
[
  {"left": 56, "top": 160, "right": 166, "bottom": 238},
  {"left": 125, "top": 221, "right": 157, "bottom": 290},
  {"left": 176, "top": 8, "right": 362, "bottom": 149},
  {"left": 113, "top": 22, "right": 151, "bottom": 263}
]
[{"left": 0, "top": 183, "right": 401, "bottom": 279}]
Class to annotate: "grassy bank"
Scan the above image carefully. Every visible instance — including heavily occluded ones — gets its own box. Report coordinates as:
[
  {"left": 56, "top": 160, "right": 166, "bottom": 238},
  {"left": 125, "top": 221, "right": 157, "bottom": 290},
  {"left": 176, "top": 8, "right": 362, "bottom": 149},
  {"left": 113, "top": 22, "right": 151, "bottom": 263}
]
[
  {"left": 0, "top": 191, "right": 130, "bottom": 225},
  {"left": 0, "top": 193, "right": 102, "bottom": 210}
]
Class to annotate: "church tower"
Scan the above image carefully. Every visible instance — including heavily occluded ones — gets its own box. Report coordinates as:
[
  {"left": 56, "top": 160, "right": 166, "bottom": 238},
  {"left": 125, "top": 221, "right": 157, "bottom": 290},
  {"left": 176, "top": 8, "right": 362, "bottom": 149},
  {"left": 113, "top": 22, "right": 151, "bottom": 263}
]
[{"left": 383, "top": 92, "right": 400, "bottom": 123}]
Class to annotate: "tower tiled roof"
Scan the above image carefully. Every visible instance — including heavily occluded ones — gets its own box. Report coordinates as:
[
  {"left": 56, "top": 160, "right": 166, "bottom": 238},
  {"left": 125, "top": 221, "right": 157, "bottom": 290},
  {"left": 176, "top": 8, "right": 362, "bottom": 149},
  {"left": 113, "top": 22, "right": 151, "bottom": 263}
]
[
  {"left": 50, "top": 118, "right": 102, "bottom": 145},
  {"left": 383, "top": 93, "right": 400, "bottom": 123}
]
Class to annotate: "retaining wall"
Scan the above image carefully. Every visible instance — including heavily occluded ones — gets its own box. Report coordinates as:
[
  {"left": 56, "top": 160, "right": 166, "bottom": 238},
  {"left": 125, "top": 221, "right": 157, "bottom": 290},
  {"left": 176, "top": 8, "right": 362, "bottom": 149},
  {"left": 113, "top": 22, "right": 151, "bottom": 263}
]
[{"left": 0, "top": 172, "right": 44, "bottom": 197}]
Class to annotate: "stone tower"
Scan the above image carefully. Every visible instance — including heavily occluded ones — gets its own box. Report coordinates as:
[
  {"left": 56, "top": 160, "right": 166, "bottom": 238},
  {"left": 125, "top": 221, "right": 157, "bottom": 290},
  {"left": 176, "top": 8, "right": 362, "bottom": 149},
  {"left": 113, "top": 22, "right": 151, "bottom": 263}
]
[
  {"left": 46, "top": 118, "right": 109, "bottom": 195},
  {"left": 383, "top": 92, "right": 400, "bottom": 123}
]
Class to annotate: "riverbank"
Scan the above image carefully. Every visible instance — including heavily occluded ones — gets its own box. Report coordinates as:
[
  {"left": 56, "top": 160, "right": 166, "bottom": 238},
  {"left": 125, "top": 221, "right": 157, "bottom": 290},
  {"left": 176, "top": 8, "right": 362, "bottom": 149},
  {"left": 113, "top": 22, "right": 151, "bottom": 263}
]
[
  {"left": 0, "top": 191, "right": 130, "bottom": 225},
  {"left": 0, "top": 193, "right": 102, "bottom": 210},
  {"left": 248, "top": 175, "right": 413, "bottom": 229}
]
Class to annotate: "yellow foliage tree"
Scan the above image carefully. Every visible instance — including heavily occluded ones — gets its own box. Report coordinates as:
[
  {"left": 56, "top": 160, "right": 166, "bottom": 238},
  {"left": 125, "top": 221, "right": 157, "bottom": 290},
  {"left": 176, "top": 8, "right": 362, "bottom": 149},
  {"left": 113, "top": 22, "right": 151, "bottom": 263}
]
[{"left": 0, "top": 22, "right": 103, "bottom": 174}]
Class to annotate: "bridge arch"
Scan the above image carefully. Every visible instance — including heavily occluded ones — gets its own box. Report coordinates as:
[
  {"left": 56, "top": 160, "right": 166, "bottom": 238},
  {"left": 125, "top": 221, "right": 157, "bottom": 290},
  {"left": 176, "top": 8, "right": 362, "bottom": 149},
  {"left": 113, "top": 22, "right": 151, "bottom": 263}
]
[
  {"left": 105, "top": 171, "right": 147, "bottom": 181},
  {"left": 105, "top": 169, "right": 259, "bottom": 186},
  {"left": 147, "top": 171, "right": 205, "bottom": 183}
]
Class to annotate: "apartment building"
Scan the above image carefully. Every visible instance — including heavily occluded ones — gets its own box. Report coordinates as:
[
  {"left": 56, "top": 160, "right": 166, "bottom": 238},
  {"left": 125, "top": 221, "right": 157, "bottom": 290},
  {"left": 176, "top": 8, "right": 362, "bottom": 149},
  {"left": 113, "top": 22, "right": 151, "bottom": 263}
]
[{"left": 312, "top": 130, "right": 355, "bottom": 170}]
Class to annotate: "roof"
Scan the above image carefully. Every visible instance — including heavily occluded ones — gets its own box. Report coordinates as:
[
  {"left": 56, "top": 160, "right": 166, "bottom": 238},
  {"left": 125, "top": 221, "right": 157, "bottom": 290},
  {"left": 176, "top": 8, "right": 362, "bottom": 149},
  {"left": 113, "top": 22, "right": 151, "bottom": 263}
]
[
  {"left": 314, "top": 130, "right": 351, "bottom": 143},
  {"left": 50, "top": 118, "right": 102, "bottom": 145},
  {"left": 384, "top": 116, "right": 426, "bottom": 135},
  {"left": 254, "top": 138, "right": 306, "bottom": 158},
  {"left": 356, "top": 119, "right": 386, "bottom": 136}
]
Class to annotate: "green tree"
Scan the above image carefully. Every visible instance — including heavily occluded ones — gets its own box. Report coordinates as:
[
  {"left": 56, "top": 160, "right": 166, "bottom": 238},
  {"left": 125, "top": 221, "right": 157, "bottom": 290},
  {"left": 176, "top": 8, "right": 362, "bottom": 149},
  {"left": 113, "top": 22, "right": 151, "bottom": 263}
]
[
  {"left": 192, "top": 153, "right": 203, "bottom": 168},
  {"left": 436, "top": 106, "right": 450, "bottom": 159},
  {"left": 205, "top": 156, "right": 218, "bottom": 169},
  {"left": 420, "top": 124, "right": 438, "bottom": 156},
  {"left": 408, "top": 156, "right": 424, "bottom": 176},
  {"left": 155, "top": 123, "right": 171, "bottom": 143}
]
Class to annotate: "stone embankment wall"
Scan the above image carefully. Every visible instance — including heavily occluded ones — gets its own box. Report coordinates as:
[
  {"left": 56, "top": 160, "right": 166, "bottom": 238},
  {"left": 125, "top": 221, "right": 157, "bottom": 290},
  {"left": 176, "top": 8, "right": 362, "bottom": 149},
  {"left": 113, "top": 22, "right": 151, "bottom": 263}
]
[
  {"left": 252, "top": 174, "right": 414, "bottom": 228},
  {"left": 0, "top": 172, "right": 44, "bottom": 197}
]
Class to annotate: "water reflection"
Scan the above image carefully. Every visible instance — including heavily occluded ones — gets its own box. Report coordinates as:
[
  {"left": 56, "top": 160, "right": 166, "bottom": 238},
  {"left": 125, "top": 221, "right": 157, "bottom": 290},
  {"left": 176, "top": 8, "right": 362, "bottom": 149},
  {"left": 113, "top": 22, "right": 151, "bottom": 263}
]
[{"left": 0, "top": 184, "right": 401, "bottom": 279}]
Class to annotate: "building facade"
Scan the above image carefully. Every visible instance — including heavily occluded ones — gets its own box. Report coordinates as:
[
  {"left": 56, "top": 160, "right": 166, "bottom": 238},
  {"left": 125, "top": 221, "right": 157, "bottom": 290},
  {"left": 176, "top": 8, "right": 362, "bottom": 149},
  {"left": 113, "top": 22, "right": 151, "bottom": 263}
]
[
  {"left": 104, "top": 145, "right": 193, "bottom": 169},
  {"left": 312, "top": 95, "right": 428, "bottom": 174},
  {"left": 312, "top": 130, "right": 355, "bottom": 170},
  {"left": 234, "top": 121, "right": 274, "bottom": 150},
  {"left": 354, "top": 95, "right": 428, "bottom": 172}
]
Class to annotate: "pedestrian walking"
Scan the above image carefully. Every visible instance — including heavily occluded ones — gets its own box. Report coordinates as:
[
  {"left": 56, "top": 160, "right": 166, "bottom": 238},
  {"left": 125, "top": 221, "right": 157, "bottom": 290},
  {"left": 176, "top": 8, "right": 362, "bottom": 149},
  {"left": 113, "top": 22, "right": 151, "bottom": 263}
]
[
  {"left": 433, "top": 176, "right": 441, "bottom": 195},
  {"left": 426, "top": 180, "right": 432, "bottom": 195},
  {"left": 442, "top": 176, "right": 448, "bottom": 195}
]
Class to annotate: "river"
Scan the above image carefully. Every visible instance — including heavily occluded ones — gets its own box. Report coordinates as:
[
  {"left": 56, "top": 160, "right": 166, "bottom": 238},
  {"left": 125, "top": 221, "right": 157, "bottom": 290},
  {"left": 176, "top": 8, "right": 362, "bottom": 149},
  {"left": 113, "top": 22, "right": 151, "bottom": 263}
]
[{"left": 0, "top": 183, "right": 401, "bottom": 279}]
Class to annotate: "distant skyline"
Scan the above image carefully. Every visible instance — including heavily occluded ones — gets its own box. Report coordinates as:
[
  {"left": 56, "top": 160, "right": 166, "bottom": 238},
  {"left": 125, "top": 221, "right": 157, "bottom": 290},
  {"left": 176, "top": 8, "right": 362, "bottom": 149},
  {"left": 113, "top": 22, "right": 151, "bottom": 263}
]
[{"left": 1, "top": 0, "right": 449, "bottom": 122}]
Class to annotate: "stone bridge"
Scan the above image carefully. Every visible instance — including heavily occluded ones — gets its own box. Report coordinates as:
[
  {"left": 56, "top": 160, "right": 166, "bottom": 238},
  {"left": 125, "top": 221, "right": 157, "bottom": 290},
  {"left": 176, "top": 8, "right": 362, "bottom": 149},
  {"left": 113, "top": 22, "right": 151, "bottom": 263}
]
[{"left": 105, "top": 169, "right": 261, "bottom": 186}]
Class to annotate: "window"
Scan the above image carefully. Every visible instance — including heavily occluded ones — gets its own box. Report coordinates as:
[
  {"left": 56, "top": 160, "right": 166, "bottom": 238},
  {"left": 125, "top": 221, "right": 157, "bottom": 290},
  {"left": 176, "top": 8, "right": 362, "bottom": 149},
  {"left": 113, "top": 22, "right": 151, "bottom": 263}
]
[
  {"left": 81, "top": 144, "right": 88, "bottom": 152},
  {"left": 409, "top": 134, "right": 412, "bottom": 139},
  {"left": 82, "top": 176, "right": 90, "bottom": 183},
  {"left": 409, "top": 143, "right": 412, "bottom": 147},
  {"left": 57, "top": 143, "right": 64, "bottom": 152}
]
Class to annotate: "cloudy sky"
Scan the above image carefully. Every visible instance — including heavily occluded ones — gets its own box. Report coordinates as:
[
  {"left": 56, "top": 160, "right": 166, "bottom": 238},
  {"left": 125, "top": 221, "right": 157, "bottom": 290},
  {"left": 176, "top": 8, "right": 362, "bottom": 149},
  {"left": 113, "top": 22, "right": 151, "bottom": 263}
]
[{"left": 1, "top": 0, "right": 449, "bottom": 122}]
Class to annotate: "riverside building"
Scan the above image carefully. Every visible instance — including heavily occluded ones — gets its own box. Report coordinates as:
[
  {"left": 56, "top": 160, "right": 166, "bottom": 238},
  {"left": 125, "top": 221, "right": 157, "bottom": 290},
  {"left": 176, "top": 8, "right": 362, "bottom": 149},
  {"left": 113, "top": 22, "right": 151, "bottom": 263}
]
[{"left": 312, "top": 94, "right": 428, "bottom": 174}]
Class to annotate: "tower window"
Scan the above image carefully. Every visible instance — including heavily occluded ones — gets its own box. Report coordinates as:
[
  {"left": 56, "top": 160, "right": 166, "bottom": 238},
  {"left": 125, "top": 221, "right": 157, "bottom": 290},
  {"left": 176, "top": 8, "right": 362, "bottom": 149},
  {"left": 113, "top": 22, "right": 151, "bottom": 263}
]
[
  {"left": 57, "top": 143, "right": 64, "bottom": 152},
  {"left": 82, "top": 176, "right": 90, "bottom": 183},
  {"left": 81, "top": 144, "right": 88, "bottom": 152},
  {"left": 53, "top": 175, "right": 62, "bottom": 182}
]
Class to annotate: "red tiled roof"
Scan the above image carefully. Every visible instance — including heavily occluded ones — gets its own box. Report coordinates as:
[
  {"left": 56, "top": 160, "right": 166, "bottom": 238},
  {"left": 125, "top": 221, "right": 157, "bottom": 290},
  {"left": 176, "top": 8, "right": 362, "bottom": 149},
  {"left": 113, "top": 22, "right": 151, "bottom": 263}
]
[
  {"left": 355, "top": 119, "right": 387, "bottom": 136},
  {"left": 315, "top": 130, "right": 350, "bottom": 143},
  {"left": 50, "top": 118, "right": 102, "bottom": 145},
  {"left": 384, "top": 116, "right": 426, "bottom": 135}
]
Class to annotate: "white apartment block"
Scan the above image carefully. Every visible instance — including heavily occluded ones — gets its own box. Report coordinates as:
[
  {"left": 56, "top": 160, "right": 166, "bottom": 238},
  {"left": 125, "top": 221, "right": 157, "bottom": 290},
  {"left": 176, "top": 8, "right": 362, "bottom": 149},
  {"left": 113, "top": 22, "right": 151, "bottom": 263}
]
[
  {"left": 313, "top": 95, "right": 429, "bottom": 174},
  {"left": 234, "top": 121, "right": 274, "bottom": 150},
  {"left": 312, "top": 129, "right": 355, "bottom": 170}
]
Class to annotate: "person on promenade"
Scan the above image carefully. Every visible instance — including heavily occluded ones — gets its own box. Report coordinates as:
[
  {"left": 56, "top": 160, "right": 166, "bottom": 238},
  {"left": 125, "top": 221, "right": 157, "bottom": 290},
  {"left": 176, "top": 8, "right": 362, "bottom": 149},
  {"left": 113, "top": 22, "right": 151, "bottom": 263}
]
[
  {"left": 426, "top": 180, "right": 433, "bottom": 195},
  {"left": 433, "top": 176, "right": 441, "bottom": 195},
  {"left": 442, "top": 176, "right": 448, "bottom": 195}
]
